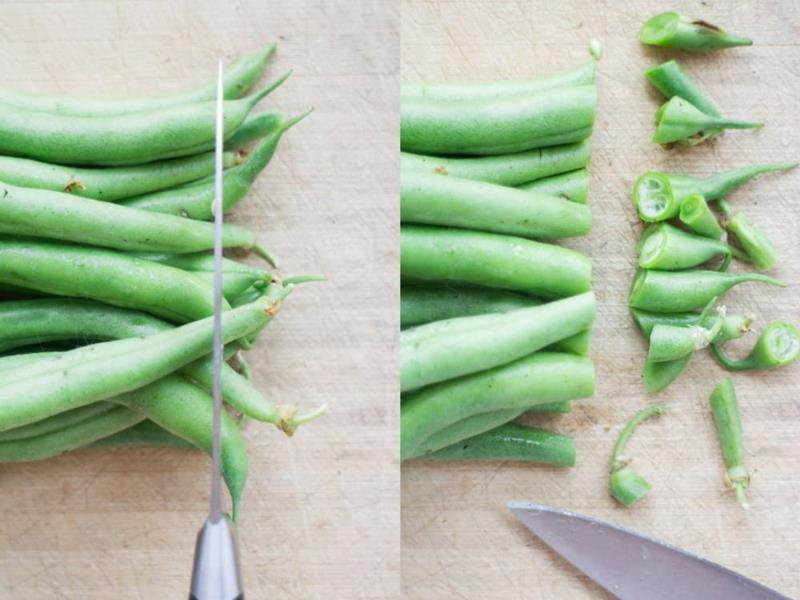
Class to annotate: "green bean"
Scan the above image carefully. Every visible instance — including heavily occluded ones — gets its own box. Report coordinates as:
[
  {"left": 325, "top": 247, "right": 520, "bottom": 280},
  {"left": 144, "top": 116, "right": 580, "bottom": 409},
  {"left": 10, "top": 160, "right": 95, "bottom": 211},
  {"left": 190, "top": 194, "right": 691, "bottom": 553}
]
[
  {"left": 638, "top": 223, "right": 732, "bottom": 271},
  {"left": 644, "top": 60, "right": 720, "bottom": 118},
  {"left": 709, "top": 378, "right": 750, "bottom": 509},
  {"left": 401, "top": 292, "right": 595, "bottom": 392},
  {"left": 642, "top": 356, "right": 691, "bottom": 394},
  {"left": 679, "top": 194, "right": 724, "bottom": 239},
  {"left": 88, "top": 420, "right": 193, "bottom": 449},
  {"left": 518, "top": 168, "right": 589, "bottom": 204},
  {"left": 640, "top": 12, "right": 752, "bottom": 51},
  {"left": 422, "top": 423, "right": 575, "bottom": 467},
  {"left": 719, "top": 200, "right": 778, "bottom": 271},
  {"left": 224, "top": 111, "right": 283, "bottom": 150},
  {"left": 230, "top": 285, "right": 266, "bottom": 308},
  {"left": 0, "top": 77, "right": 288, "bottom": 166},
  {"left": 528, "top": 401, "right": 572, "bottom": 414},
  {"left": 401, "top": 225, "right": 592, "bottom": 298},
  {"left": 0, "top": 239, "right": 223, "bottom": 322},
  {"left": 609, "top": 404, "right": 666, "bottom": 506},
  {"left": 0, "top": 45, "right": 275, "bottom": 116},
  {"left": 0, "top": 182, "right": 262, "bottom": 255},
  {"left": 401, "top": 85, "right": 596, "bottom": 156},
  {"left": 631, "top": 307, "right": 753, "bottom": 343},
  {"left": 0, "top": 150, "right": 239, "bottom": 202},
  {"left": 401, "top": 352, "right": 595, "bottom": 459},
  {"left": 0, "top": 405, "right": 144, "bottom": 461},
  {"left": 653, "top": 97, "right": 761, "bottom": 146},
  {"left": 400, "top": 284, "right": 590, "bottom": 355},
  {"left": 0, "top": 287, "right": 290, "bottom": 431},
  {"left": 628, "top": 269, "right": 783, "bottom": 313},
  {"left": 0, "top": 298, "right": 302, "bottom": 429},
  {"left": 116, "top": 374, "right": 248, "bottom": 520},
  {"left": 400, "top": 140, "right": 591, "bottom": 186},
  {"left": 712, "top": 321, "right": 800, "bottom": 371},
  {"left": 401, "top": 171, "right": 591, "bottom": 239},
  {"left": 120, "top": 111, "right": 306, "bottom": 220},
  {"left": 401, "top": 59, "right": 595, "bottom": 101},
  {"left": 633, "top": 163, "right": 796, "bottom": 222},
  {"left": 0, "top": 402, "right": 114, "bottom": 442},
  {"left": 647, "top": 301, "right": 724, "bottom": 363},
  {"left": 411, "top": 409, "right": 524, "bottom": 455}
]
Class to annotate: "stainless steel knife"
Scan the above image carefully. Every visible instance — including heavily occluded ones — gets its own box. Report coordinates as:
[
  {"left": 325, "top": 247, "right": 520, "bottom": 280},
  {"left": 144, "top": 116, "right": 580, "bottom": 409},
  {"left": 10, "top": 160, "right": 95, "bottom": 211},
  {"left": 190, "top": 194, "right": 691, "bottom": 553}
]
[
  {"left": 507, "top": 501, "right": 791, "bottom": 600},
  {"left": 189, "top": 60, "right": 244, "bottom": 600}
]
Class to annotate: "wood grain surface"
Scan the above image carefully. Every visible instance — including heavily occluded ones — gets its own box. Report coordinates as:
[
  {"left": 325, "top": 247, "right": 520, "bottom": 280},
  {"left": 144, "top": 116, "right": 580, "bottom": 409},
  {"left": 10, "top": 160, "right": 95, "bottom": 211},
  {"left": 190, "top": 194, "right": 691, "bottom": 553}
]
[
  {"left": 0, "top": 1, "right": 399, "bottom": 598},
  {"left": 401, "top": 1, "right": 800, "bottom": 598}
]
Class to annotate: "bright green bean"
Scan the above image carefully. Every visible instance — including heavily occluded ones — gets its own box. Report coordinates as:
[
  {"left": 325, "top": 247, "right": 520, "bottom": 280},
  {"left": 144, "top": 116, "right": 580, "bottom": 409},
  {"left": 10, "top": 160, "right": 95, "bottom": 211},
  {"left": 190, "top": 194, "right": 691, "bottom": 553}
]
[
  {"left": 401, "top": 59, "right": 595, "bottom": 101},
  {"left": 638, "top": 223, "right": 732, "bottom": 271},
  {"left": 400, "top": 292, "right": 595, "bottom": 392},
  {"left": 224, "top": 111, "right": 283, "bottom": 150},
  {"left": 647, "top": 302, "right": 724, "bottom": 363},
  {"left": 642, "top": 356, "right": 691, "bottom": 394},
  {"left": 401, "top": 225, "right": 592, "bottom": 298},
  {"left": 719, "top": 200, "right": 779, "bottom": 271},
  {"left": 631, "top": 307, "right": 753, "bottom": 343},
  {"left": 401, "top": 352, "right": 595, "bottom": 459},
  {"left": 400, "top": 140, "right": 591, "bottom": 186},
  {"left": 640, "top": 12, "right": 752, "bottom": 51},
  {"left": 0, "top": 150, "right": 239, "bottom": 202},
  {"left": 0, "top": 239, "right": 223, "bottom": 322},
  {"left": 400, "top": 284, "right": 590, "bottom": 355},
  {"left": 0, "top": 45, "right": 275, "bottom": 116},
  {"left": 528, "top": 401, "right": 572, "bottom": 414},
  {"left": 609, "top": 404, "right": 666, "bottom": 506},
  {"left": 633, "top": 163, "right": 796, "bottom": 222},
  {"left": 0, "top": 77, "right": 287, "bottom": 166},
  {"left": 0, "top": 287, "right": 290, "bottom": 431},
  {"left": 653, "top": 97, "right": 761, "bottom": 145},
  {"left": 401, "top": 85, "right": 596, "bottom": 156},
  {"left": 422, "top": 423, "right": 575, "bottom": 467},
  {"left": 644, "top": 60, "right": 720, "bottom": 117},
  {"left": 0, "top": 402, "right": 114, "bottom": 442},
  {"left": 401, "top": 171, "right": 591, "bottom": 239},
  {"left": 628, "top": 269, "right": 783, "bottom": 313},
  {"left": 712, "top": 322, "right": 800, "bottom": 371},
  {"left": 411, "top": 409, "right": 523, "bottom": 455},
  {"left": 709, "top": 378, "right": 750, "bottom": 509},
  {"left": 518, "top": 168, "right": 589, "bottom": 204},
  {"left": 88, "top": 420, "right": 193, "bottom": 449},
  {"left": 679, "top": 194, "right": 724, "bottom": 239},
  {"left": 0, "top": 182, "right": 261, "bottom": 255},
  {"left": 120, "top": 111, "right": 306, "bottom": 220}
]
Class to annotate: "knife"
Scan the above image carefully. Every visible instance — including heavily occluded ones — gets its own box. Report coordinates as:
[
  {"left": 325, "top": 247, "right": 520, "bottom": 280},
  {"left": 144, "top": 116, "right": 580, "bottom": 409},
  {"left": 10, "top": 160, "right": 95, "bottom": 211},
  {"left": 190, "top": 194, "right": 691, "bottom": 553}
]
[
  {"left": 188, "top": 60, "right": 245, "bottom": 600},
  {"left": 507, "top": 501, "right": 791, "bottom": 600}
]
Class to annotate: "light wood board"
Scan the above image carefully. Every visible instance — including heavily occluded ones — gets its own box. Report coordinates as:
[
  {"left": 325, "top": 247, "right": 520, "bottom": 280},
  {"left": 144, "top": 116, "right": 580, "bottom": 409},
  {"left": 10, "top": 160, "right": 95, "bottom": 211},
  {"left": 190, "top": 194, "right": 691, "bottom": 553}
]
[
  {"left": 0, "top": 1, "right": 399, "bottom": 598},
  {"left": 401, "top": 1, "right": 800, "bottom": 598}
]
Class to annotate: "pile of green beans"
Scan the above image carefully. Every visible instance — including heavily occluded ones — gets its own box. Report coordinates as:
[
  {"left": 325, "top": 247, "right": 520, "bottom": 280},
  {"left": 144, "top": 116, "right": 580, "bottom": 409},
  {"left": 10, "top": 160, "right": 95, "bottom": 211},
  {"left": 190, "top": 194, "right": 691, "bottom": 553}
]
[
  {"left": 400, "top": 50, "right": 600, "bottom": 466},
  {"left": 0, "top": 44, "right": 323, "bottom": 521}
]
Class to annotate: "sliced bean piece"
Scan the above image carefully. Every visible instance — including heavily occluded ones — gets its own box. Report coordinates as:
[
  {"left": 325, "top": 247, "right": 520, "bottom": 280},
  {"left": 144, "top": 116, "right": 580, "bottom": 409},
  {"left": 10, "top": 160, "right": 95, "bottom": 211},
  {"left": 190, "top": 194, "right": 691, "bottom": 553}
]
[
  {"left": 712, "top": 322, "right": 800, "bottom": 371},
  {"left": 709, "top": 379, "right": 750, "bottom": 509},
  {"left": 653, "top": 97, "right": 761, "bottom": 146},
  {"left": 609, "top": 404, "right": 666, "bottom": 506},
  {"left": 679, "top": 194, "right": 724, "bottom": 239},
  {"left": 640, "top": 12, "right": 752, "bottom": 51},
  {"left": 644, "top": 60, "right": 720, "bottom": 117},
  {"left": 638, "top": 223, "right": 732, "bottom": 271}
]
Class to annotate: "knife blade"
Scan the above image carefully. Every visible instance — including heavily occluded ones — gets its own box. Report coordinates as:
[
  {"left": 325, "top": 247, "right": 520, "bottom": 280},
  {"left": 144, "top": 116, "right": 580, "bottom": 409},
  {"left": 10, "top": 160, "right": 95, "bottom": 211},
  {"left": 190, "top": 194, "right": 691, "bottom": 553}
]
[
  {"left": 189, "top": 60, "right": 244, "bottom": 600},
  {"left": 507, "top": 501, "right": 790, "bottom": 600}
]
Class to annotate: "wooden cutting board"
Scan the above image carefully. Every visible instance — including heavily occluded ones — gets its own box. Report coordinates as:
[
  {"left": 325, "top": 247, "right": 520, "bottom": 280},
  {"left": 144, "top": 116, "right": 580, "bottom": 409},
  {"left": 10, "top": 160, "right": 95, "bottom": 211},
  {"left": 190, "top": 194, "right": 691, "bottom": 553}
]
[
  {"left": 0, "top": 1, "right": 399, "bottom": 598},
  {"left": 401, "top": 1, "right": 800, "bottom": 598}
]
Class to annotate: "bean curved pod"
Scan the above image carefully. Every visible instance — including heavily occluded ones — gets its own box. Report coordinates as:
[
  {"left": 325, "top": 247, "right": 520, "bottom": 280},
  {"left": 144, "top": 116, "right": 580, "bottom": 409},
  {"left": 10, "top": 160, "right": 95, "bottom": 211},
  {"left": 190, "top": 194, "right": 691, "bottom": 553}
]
[
  {"left": 0, "top": 239, "right": 227, "bottom": 322},
  {"left": 401, "top": 140, "right": 591, "bottom": 187},
  {"left": 401, "top": 225, "right": 591, "bottom": 298},
  {"left": 401, "top": 352, "right": 595, "bottom": 459},
  {"left": 0, "top": 45, "right": 275, "bottom": 116},
  {"left": 712, "top": 322, "right": 800, "bottom": 371},
  {"left": 0, "top": 77, "right": 287, "bottom": 166},
  {"left": 609, "top": 404, "right": 666, "bottom": 506},
  {"left": 401, "top": 85, "right": 596, "bottom": 156},
  {"left": 401, "top": 171, "right": 591, "bottom": 239},
  {"left": 0, "top": 287, "right": 289, "bottom": 432},
  {"left": 0, "top": 150, "right": 239, "bottom": 202},
  {"left": 653, "top": 97, "right": 761, "bottom": 146},
  {"left": 423, "top": 423, "right": 575, "bottom": 466},
  {"left": 517, "top": 168, "right": 589, "bottom": 204},
  {"left": 120, "top": 111, "right": 306, "bottom": 220},
  {"left": 402, "top": 60, "right": 595, "bottom": 101},
  {"left": 628, "top": 269, "right": 783, "bottom": 313},
  {"left": 0, "top": 181, "right": 259, "bottom": 254},
  {"left": 401, "top": 292, "right": 595, "bottom": 392},
  {"left": 640, "top": 12, "right": 752, "bottom": 51}
]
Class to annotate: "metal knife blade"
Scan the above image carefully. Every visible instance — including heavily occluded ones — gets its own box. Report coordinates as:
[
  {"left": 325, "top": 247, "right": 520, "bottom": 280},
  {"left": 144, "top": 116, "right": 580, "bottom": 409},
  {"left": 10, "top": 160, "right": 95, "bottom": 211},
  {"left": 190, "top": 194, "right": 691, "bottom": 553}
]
[
  {"left": 189, "top": 60, "right": 244, "bottom": 600},
  {"left": 507, "top": 501, "right": 790, "bottom": 600}
]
